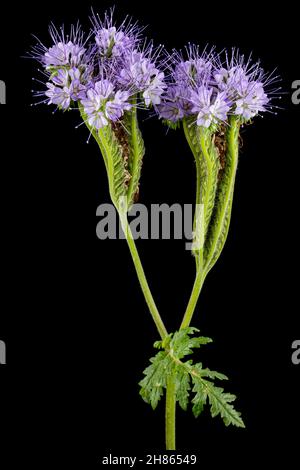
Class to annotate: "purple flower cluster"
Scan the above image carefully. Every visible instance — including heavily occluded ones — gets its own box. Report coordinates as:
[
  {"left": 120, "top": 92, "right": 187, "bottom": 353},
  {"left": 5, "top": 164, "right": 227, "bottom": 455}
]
[
  {"left": 31, "top": 10, "right": 166, "bottom": 129},
  {"left": 158, "top": 46, "right": 278, "bottom": 127},
  {"left": 81, "top": 79, "right": 131, "bottom": 129}
]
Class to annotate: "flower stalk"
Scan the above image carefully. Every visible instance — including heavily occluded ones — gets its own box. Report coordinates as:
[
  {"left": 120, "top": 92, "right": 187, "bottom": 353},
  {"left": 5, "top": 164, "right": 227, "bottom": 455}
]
[{"left": 120, "top": 214, "right": 168, "bottom": 340}]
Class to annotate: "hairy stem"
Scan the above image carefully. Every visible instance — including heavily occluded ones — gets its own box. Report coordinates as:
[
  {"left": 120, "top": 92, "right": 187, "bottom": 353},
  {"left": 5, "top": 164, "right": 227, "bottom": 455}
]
[
  {"left": 120, "top": 214, "right": 168, "bottom": 340},
  {"left": 180, "top": 269, "right": 205, "bottom": 330},
  {"left": 165, "top": 376, "right": 176, "bottom": 450}
]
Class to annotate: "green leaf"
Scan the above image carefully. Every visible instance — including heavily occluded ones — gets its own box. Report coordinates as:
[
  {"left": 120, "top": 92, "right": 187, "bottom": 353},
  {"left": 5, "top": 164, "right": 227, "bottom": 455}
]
[
  {"left": 205, "top": 384, "right": 245, "bottom": 428},
  {"left": 192, "top": 376, "right": 208, "bottom": 417},
  {"left": 175, "top": 364, "right": 191, "bottom": 411},
  {"left": 139, "top": 350, "right": 170, "bottom": 409},
  {"left": 169, "top": 328, "right": 212, "bottom": 360},
  {"left": 139, "top": 328, "right": 245, "bottom": 428}
]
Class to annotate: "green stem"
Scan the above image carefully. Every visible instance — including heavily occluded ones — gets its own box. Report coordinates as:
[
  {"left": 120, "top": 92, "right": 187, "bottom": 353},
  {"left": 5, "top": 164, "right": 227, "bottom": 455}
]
[
  {"left": 165, "top": 376, "right": 176, "bottom": 450},
  {"left": 120, "top": 214, "right": 168, "bottom": 341},
  {"left": 180, "top": 269, "right": 205, "bottom": 330}
]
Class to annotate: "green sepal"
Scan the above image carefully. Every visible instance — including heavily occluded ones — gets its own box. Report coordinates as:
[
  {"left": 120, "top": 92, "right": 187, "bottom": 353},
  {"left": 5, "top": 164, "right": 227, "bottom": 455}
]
[{"left": 161, "top": 119, "right": 181, "bottom": 130}]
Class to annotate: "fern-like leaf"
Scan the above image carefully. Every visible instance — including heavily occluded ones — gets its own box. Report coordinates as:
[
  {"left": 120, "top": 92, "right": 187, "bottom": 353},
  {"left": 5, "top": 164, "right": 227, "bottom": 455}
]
[{"left": 139, "top": 328, "right": 245, "bottom": 428}]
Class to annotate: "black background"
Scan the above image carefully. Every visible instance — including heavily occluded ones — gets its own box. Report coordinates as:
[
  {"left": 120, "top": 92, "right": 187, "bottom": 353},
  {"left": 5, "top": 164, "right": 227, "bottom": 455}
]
[{"left": 0, "top": 0, "right": 299, "bottom": 467}]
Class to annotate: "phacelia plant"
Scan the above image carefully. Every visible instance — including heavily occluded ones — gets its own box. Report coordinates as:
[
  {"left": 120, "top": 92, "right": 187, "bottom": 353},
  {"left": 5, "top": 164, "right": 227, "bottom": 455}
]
[{"left": 29, "top": 9, "right": 280, "bottom": 450}]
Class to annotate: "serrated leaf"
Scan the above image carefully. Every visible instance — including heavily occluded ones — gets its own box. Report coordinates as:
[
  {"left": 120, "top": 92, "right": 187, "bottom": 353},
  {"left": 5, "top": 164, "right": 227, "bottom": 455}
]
[
  {"left": 175, "top": 364, "right": 191, "bottom": 411},
  {"left": 170, "top": 327, "right": 212, "bottom": 360},
  {"left": 206, "top": 384, "right": 245, "bottom": 428},
  {"left": 195, "top": 364, "right": 228, "bottom": 381},
  {"left": 139, "top": 350, "right": 170, "bottom": 409},
  {"left": 192, "top": 377, "right": 208, "bottom": 417},
  {"left": 139, "top": 328, "right": 244, "bottom": 429}
]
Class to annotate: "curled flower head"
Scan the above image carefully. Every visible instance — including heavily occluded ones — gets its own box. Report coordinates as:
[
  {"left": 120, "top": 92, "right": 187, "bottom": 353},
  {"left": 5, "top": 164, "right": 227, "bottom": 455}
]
[
  {"left": 91, "top": 8, "right": 141, "bottom": 59},
  {"left": 80, "top": 78, "right": 133, "bottom": 129},
  {"left": 158, "top": 45, "right": 280, "bottom": 127},
  {"left": 31, "top": 23, "right": 89, "bottom": 70},
  {"left": 30, "top": 9, "right": 166, "bottom": 119},
  {"left": 30, "top": 23, "right": 93, "bottom": 110},
  {"left": 44, "top": 41, "right": 86, "bottom": 68},
  {"left": 214, "top": 51, "right": 279, "bottom": 120},
  {"left": 117, "top": 49, "right": 166, "bottom": 107}
]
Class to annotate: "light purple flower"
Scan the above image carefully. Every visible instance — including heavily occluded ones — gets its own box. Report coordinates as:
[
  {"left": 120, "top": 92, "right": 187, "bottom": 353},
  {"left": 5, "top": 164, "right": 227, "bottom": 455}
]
[
  {"left": 118, "top": 51, "right": 165, "bottom": 106},
  {"left": 105, "top": 91, "right": 132, "bottom": 121},
  {"left": 68, "top": 68, "right": 86, "bottom": 99},
  {"left": 51, "top": 68, "right": 69, "bottom": 87},
  {"left": 234, "top": 81, "right": 269, "bottom": 119},
  {"left": 143, "top": 72, "right": 166, "bottom": 106},
  {"left": 213, "top": 51, "right": 279, "bottom": 119},
  {"left": 30, "top": 23, "right": 88, "bottom": 71},
  {"left": 96, "top": 27, "right": 133, "bottom": 58},
  {"left": 44, "top": 67, "right": 87, "bottom": 107},
  {"left": 44, "top": 41, "right": 86, "bottom": 68},
  {"left": 45, "top": 83, "right": 72, "bottom": 109},
  {"left": 94, "top": 79, "right": 115, "bottom": 100},
  {"left": 81, "top": 80, "right": 132, "bottom": 129},
  {"left": 92, "top": 8, "right": 140, "bottom": 59},
  {"left": 190, "top": 87, "right": 230, "bottom": 127},
  {"left": 158, "top": 85, "right": 191, "bottom": 122},
  {"left": 81, "top": 85, "right": 109, "bottom": 128}
]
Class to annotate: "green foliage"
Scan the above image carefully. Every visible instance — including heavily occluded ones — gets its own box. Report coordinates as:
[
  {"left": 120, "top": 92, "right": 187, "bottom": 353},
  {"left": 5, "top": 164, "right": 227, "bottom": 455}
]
[{"left": 139, "top": 327, "right": 245, "bottom": 428}]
